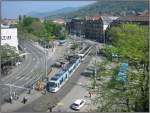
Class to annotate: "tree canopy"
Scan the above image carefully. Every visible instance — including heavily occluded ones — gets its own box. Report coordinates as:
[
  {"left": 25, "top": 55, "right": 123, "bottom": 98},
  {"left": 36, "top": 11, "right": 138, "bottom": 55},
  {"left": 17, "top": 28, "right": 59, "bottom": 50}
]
[
  {"left": 1, "top": 45, "right": 19, "bottom": 64},
  {"left": 107, "top": 23, "right": 148, "bottom": 67},
  {"left": 94, "top": 23, "right": 149, "bottom": 112},
  {"left": 17, "top": 16, "right": 67, "bottom": 42}
]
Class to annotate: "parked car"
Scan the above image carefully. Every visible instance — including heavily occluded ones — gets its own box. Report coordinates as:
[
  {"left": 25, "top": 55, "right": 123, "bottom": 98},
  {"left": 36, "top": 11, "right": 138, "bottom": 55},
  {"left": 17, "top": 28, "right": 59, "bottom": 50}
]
[{"left": 71, "top": 99, "right": 86, "bottom": 110}]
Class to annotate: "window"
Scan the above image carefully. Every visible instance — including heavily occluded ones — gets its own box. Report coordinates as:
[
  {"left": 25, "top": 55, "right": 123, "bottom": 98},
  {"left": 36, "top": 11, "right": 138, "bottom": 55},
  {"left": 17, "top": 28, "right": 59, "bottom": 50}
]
[
  {"left": 66, "top": 74, "right": 68, "bottom": 79},
  {"left": 48, "top": 82, "right": 57, "bottom": 88},
  {"left": 60, "top": 78, "right": 63, "bottom": 85},
  {"left": 73, "top": 65, "right": 75, "bottom": 69},
  {"left": 69, "top": 69, "right": 73, "bottom": 73},
  {"left": 57, "top": 83, "right": 59, "bottom": 88},
  {"left": 80, "top": 101, "right": 84, "bottom": 105}
]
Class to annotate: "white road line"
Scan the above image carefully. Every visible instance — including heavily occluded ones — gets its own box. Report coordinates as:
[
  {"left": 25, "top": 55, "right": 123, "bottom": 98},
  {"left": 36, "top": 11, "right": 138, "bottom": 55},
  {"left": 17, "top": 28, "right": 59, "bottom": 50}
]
[
  {"left": 18, "top": 76, "right": 26, "bottom": 80},
  {"left": 16, "top": 76, "right": 21, "bottom": 80},
  {"left": 25, "top": 76, "right": 31, "bottom": 80}
]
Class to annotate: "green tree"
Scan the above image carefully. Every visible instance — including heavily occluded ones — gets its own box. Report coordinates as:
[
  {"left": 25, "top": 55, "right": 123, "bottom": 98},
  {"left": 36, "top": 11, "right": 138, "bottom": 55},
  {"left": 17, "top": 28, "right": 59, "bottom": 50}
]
[
  {"left": 94, "top": 23, "right": 149, "bottom": 112},
  {"left": 1, "top": 45, "right": 19, "bottom": 64},
  {"left": 107, "top": 23, "right": 149, "bottom": 72},
  {"left": 44, "top": 20, "right": 66, "bottom": 40},
  {"left": 22, "top": 16, "right": 39, "bottom": 27},
  {"left": 30, "top": 21, "right": 46, "bottom": 36},
  {"left": 17, "top": 16, "right": 67, "bottom": 43}
]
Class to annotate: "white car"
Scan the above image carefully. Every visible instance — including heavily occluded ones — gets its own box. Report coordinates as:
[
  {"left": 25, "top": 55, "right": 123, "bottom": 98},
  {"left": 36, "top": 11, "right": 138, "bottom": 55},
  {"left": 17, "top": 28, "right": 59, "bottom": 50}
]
[{"left": 71, "top": 99, "right": 86, "bottom": 110}]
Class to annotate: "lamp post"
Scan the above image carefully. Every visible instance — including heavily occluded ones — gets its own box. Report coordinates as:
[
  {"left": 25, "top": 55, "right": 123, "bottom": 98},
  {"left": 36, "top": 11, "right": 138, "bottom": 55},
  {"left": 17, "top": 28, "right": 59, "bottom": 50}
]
[
  {"left": 40, "top": 35, "right": 48, "bottom": 81},
  {"left": 41, "top": 35, "right": 55, "bottom": 82},
  {"left": 45, "top": 43, "right": 48, "bottom": 81},
  {"left": 93, "top": 45, "right": 97, "bottom": 89}
]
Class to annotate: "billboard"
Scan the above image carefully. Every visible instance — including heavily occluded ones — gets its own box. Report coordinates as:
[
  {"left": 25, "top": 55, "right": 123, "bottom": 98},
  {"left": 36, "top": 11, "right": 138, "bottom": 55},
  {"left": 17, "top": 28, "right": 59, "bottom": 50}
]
[{"left": 1, "top": 28, "right": 18, "bottom": 51}]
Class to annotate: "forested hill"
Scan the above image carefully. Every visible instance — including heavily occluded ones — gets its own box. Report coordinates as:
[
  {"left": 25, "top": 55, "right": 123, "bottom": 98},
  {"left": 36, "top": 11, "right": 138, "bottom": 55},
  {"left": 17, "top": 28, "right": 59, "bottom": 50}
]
[{"left": 64, "top": 0, "right": 149, "bottom": 18}]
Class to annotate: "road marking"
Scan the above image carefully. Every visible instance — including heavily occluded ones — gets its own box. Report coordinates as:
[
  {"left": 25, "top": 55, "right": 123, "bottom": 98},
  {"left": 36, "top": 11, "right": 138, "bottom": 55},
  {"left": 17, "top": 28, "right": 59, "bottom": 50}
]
[
  {"left": 25, "top": 76, "right": 31, "bottom": 80},
  {"left": 19, "top": 76, "right": 26, "bottom": 80},
  {"left": 16, "top": 76, "right": 21, "bottom": 80}
]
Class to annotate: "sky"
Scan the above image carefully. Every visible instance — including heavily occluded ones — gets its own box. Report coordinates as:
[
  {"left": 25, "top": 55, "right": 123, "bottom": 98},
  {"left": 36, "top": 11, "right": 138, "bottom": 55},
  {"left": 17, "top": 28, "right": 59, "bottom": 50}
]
[{"left": 2, "top": 1, "right": 96, "bottom": 19}]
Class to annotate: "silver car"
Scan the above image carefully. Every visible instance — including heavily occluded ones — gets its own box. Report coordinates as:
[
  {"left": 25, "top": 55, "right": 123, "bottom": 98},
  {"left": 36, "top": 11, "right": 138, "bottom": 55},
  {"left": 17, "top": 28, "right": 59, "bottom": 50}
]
[{"left": 71, "top": 99, "right": 86, "bottom": 110}]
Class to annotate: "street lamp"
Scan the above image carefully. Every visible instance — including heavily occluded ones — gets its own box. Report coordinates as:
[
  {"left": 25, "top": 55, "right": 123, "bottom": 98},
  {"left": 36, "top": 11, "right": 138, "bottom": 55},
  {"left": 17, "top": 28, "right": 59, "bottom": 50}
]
[
  {"left": 45, "top": 43, "right": 48, "bottom": 81},
  {"left": 39, "top": 36, "right": 48, "bottom": 81},
  {"left": 92, "top": 45, "right": 97, "bottom": 89},
  {"left": 41, "top": 35, "right": 55, "bottom": 82}
]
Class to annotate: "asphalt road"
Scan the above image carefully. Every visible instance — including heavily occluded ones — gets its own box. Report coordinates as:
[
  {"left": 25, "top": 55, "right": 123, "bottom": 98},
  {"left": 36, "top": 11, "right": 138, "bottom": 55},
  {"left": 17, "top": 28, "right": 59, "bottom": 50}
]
[
  {"left": 15, "top": 47, "right": 94, "bottom": 112},
  {"left": 0, "top": 38, "right": 75, "bottom": 105},
  {"left": 0, "top": 40, "right": 57, "bottom": 104}
]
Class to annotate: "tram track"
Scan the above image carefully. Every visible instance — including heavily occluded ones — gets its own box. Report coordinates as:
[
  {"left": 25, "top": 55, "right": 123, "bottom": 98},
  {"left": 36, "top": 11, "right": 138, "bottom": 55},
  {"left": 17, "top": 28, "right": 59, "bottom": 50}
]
[
  {"left": 1, "top": 41, "right": 46, "bottom": 104},
  {"left": 15, "top": 48, "right": 95, "bottom": 112}
]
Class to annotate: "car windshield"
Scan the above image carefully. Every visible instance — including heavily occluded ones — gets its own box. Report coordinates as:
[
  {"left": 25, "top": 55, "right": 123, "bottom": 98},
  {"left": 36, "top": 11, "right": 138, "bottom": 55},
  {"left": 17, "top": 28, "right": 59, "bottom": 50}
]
[
  {"left": 48, "top": 82, "right": 57, "bottom": 87},
  {"left": 73, "top": 103, "right": 79, "bottom": 106}
]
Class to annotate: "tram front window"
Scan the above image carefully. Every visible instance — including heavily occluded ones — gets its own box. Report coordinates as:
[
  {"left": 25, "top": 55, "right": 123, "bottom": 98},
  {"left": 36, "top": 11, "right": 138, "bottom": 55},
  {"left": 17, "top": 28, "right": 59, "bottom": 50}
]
[{"left": 48, "top": 82, "right": 57, "bottom": 88}]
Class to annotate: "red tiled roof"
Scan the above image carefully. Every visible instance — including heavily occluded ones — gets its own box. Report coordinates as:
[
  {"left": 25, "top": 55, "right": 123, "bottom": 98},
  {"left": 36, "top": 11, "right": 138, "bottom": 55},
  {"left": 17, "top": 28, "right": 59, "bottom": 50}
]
[
  {"left": 86, "top": 15, "right": 102, "bottom": 20},
  {"left": 116, "top": 15, "right": 149, "bottom": 22}
]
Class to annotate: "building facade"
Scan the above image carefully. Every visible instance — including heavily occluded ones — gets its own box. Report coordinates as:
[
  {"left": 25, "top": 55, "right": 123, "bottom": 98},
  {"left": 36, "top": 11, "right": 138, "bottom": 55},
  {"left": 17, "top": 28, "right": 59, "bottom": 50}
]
[
  {"left": 84, "top": 16, "right": 103, "bottom": 42},
  {"left": 1, "top": 19, "right": 18, "bottom": 26},
  {"left": 1, "top": 25, "right": 19, "bottom": 52},
  {"left": 66, "top": 18, "right": 84, "bottom": 36},
  {"left": 66, "top": 15, "right": 118, "bottom": 42},
  {"left": 110, "top": 12, "right": 149, "bottom": 26}
]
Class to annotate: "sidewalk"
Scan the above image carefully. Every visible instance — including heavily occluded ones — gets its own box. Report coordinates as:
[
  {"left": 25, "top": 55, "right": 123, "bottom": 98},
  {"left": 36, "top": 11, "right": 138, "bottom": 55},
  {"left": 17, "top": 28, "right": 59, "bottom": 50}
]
[{"left": 1, "top": 90, "right": 42, "bottom": 112}]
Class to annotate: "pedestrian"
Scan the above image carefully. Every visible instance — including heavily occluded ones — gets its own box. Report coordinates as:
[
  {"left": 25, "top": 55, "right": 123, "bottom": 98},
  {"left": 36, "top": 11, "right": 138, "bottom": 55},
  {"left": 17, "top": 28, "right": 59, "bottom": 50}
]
[
  {"left": 9, "top": 96, "right": 13, "bottom": 104},
  {"left": 22, "top": 96, "right": 27, "bottom": 104},
  {"left": 15, "top": 95, "right": 19, "bottom": 100},
  {"left": 48, "top": 106, "right": 52, "bottom": 112},
  {"left": 22, "top": 97, "right": 25, "bottom": 104},
  {"left": 48, "top": 105, "right": 55, "bottom": 112},
  {"left": 89, "top": 91, "right": 92, "bottom": 98}
]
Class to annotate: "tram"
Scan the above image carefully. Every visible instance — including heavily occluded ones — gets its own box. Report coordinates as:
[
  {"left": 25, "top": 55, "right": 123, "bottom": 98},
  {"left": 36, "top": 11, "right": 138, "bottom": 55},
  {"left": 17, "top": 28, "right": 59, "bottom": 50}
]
[
  {"left": 46, "top": 46, "right": 92, "bottom": 93},
  {"left": 46, "top": 56, "right": 80, "bottom": 92},
  {"left": 78, "top": 46, "right": 92, "bottom": 61}
]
